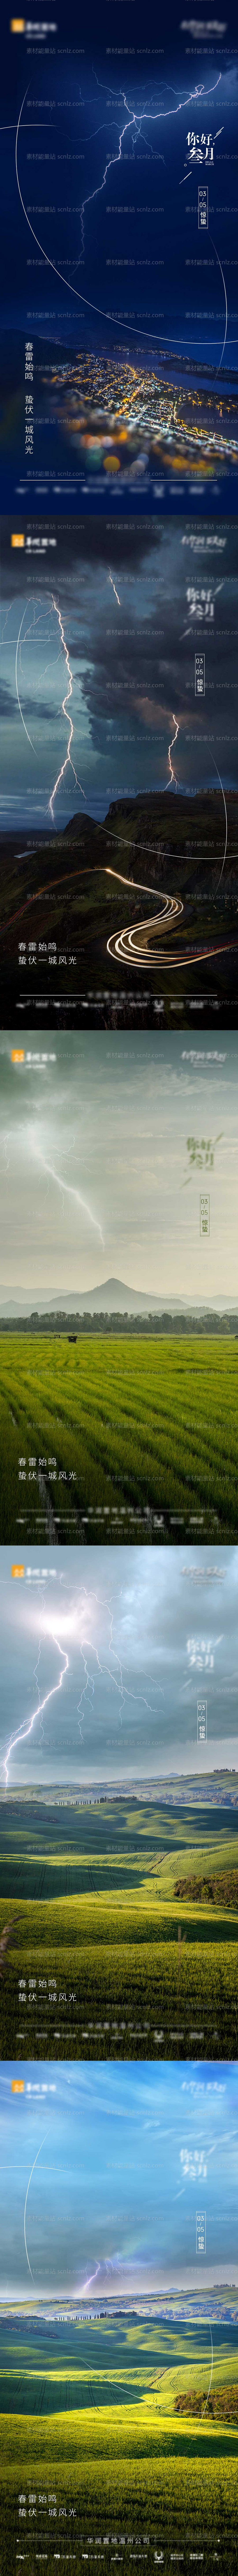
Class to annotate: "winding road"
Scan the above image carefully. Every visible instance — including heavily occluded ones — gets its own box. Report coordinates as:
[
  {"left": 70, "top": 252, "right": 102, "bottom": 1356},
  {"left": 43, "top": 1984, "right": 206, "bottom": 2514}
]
[
  {"left": 107, "top": 864, "right": 184, "bottom": 964},
  {"left": 2, "top": 824, "right": 238, "bottom": 980},
  {"left": 106, "top": 859, "right": 236, "bottom": 971}
]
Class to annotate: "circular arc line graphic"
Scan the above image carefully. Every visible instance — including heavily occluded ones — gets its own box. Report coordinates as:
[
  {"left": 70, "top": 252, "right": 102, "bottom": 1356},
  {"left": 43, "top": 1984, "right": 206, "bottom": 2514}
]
[{"left": 24, "top": 2135, "right": 47, "bottom": 2283}]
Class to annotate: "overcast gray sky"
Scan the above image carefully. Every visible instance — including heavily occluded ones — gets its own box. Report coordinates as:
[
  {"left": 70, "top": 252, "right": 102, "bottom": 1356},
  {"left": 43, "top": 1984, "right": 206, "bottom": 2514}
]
[
  {"left": 0, "top": 1033, "right": 237, "bottom": 1305},
  {"left": 1, "top": 517, "right": 237, "bottom": 829},
  {"left": 0, "top": 1543, "right": 237, "bottom": 1785}
]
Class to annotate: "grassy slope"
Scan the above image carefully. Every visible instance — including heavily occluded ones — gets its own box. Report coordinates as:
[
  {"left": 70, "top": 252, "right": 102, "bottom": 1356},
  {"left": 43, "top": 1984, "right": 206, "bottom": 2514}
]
[
  {"left": 1, "top": 2349, "right": 238, "bottom": 2417},
  {"left": 1, "top": 1831, "right": 238, "bottom": 2054},
  {"left": 1, "top": 1883, "right": 238, "bottom": 1941},
  {"left": 1, "top": 2332, "right": 237, "bottom": 2530},
  {"left": 2, "top": 2402, "right": 238, "bottom": 2463},
  {"left": 0, "top": 2318, "right": 237, "bottom": 2563},
  {"left": 1, "top": 2319, "right": 236, "bottom": 2368}
]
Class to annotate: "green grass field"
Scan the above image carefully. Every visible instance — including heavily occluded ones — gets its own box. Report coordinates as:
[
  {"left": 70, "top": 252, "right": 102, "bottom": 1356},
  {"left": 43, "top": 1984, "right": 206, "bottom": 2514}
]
[
  {"left": 1, "top": 1798, "right": 237, "bottom": 1882},
  {"left": 1, "top": 2453, "right": 236, "bottom": 2576},
  {"left": 0, "top": 1335, "right": 237, "bottom": 1540},
  {"left": 1, "top": 2315, "right": 237, "bottom": 2421},
  {"left": 2, "top": 2406, "right": 238, "bottom": 2463},
  {"left": 1, "top": 1928, "right": 236, "bottom": 2057},
  {"left": 1, "top": 1811, "right": 238, "bottom": 2057},
  {"left": 1, "top": 2316, "right": 237, "bottom": 2574}
]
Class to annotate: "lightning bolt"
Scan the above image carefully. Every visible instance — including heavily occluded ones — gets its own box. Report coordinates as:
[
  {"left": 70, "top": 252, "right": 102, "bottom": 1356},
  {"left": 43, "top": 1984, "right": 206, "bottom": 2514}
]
[
  {"left": 48, "top": 594, "right": 86, "bottom": 825},
  {"left": 1, "top": 1568, "right": 163, "bottom": 1787},
  {"left": 108, "top": 572, "right": 121, "bottom": 607},
  {"left": 78, "top": 72, "right": 222, "bottom": 253},
  {"left": 166, "top": 714, "right": 179, "bottom": 789},
  {"left": 37, "top": 1150, "right": 104, "bottom": 1245},
  {"left": 15, "top": 71, "right": 223, "bottom": 353},
  {"left": 80, "top": 2263, "right": 101, "bottom": 2296},
  {"left": 1, "top": 1634, "right": 68, "bottom": 1786}
]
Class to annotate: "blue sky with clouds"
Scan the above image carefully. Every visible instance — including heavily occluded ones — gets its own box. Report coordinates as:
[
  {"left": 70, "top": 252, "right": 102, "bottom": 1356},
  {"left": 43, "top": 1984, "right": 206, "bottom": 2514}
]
[{"left": 1, "top": 2062, "right": 237, "bottom": 2303}]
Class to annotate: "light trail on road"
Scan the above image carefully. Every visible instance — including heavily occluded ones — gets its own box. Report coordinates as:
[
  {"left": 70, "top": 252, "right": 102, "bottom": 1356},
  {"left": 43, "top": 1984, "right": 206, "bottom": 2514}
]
[
  {"left": 106, "top": 862, "right": 235, "bottom": 969},
  {"left": 1, "top": 817, "right": 236, "bottom": 978}
]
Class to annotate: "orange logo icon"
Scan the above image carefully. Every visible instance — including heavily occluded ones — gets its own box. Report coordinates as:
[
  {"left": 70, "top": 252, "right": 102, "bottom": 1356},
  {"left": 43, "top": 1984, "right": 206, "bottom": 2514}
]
[
  {"left": 12, "top": 1565, "right": 25, "bottom": 1578},
  {"left": 11, "top": 1050, "right": 25, "bottom": 1062},
  {"left": 11, "top": 2080, "right": 25, "bottom": 2093}
]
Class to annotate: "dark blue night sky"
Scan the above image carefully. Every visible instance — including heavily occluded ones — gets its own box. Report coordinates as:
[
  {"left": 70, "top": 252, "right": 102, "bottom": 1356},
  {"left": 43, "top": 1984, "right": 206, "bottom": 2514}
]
[{"left": 1, "top": 0, "right": 238, "bottom": 504}]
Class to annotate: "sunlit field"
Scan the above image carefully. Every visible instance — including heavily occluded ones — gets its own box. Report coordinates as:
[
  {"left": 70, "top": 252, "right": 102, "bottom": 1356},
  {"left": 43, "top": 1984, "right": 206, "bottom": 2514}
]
[
  {"left": 1, "top": 2315, "right": 237, "bottom": 2571},
  {"left": 1, "top": 1808, "right": 237, "bottom": 2059}
]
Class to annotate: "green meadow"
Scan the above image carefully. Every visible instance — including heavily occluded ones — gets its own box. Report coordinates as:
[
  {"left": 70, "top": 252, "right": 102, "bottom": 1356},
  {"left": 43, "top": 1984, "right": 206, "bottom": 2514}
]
[
  {"left": 0, "top": 2318, "right": 237, "bottom": 2572},
  {"left": 1, "top": 1803, "right": 237, "bottom": 2058},
  {"left": 1, "top": 2310, "right": 237, "bottom": 2421},
  {"left": 0, "top": 1334, "right": 237, "bottom": 1539}
]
